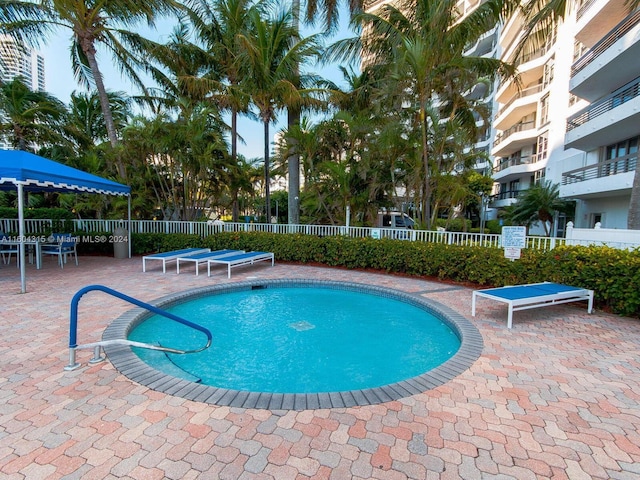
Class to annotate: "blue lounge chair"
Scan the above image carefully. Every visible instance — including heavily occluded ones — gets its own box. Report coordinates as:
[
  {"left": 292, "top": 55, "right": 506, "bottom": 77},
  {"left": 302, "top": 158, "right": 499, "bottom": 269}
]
[
  {"left": 41, "top": 233, "right": 78, "bottom": 269},
  {"left": 472, "top": 282, "right": 594, "bottom": 328},
  {"left": 207, "top": 251, "right": 274, "bottom": 278},
  {"left": 176, "top": 249, "right": 245, "bottom": 275},
  {"left": 142, "top": 248, "right": 210, "bottom": 273}
]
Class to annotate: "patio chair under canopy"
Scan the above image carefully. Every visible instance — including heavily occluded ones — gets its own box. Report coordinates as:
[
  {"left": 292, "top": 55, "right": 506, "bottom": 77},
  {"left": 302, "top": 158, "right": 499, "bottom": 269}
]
[{"left": 0, "top": 150, "right": 131, "bottom": 293}]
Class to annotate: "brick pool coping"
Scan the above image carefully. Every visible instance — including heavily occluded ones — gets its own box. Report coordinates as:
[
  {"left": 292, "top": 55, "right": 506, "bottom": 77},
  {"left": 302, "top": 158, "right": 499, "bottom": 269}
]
[{"left": 103, "top": 279, "right": 483, "bottom": 410}]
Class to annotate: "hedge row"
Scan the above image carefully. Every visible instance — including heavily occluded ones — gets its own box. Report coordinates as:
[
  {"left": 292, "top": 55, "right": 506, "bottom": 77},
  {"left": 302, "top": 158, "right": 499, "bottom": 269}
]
[{"left": 131, "top": 231, "right": 640, "bottom": 318}]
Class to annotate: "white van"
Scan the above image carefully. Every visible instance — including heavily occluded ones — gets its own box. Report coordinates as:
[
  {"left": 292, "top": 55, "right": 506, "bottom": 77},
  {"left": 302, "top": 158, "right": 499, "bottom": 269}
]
[
  {"left": 377, "top": 212, "right": 415, "bottom": 229},
  {"left": 376, "top": 212, "right": 415, "bottom": 239}
]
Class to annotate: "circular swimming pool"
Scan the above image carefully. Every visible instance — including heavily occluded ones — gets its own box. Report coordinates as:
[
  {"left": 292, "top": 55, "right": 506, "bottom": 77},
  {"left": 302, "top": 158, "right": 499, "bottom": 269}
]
[{"left": 103, "top": 280, "right": 483, "bottom": 409}]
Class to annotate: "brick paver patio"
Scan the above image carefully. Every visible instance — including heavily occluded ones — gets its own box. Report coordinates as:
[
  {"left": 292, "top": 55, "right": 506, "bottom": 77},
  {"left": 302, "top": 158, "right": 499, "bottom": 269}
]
[{"left": 1, "top": 255, "right": 639, "bottom": 479}]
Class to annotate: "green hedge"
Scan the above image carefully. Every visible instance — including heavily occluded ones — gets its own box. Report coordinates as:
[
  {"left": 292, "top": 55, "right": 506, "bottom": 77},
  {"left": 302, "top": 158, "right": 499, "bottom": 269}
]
[{"left": 132, "top": 232, "right": 640, "bottom": 318}]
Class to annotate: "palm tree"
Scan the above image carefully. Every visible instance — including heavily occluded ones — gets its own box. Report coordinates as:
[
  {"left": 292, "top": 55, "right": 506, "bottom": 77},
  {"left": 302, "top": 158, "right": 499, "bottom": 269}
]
[
  {"left": 189, "top": 0, "right": 261, "bottom": 151},
  {"left": 66, "top": 90, "right": 131, "bottom": 152},
  {"left": 225, "top": 155, "right": 261, "bottom": 221},
  {"left": 0, "top": 77, "right": 67, "bottom": 151},
  {"left": 128, "top": 25, "right": 232, "bottom": 221},
  {"left": 136, "top": 22, "right": 219, "bottom": 111},
  {"left": 186, "top": 0, "right": 262, "bottom": 221},
  {"left": 506, "top": 181, "right": 572, "bottom": 236},
  {"left": 0, "top": 0, "right": 182, "bottom": 178},
  {"left": 238, "top": 8, "right": 322, "bottom": 223},
  {"left": 286, "top": 0, "right": 367, "bottom": 225}
]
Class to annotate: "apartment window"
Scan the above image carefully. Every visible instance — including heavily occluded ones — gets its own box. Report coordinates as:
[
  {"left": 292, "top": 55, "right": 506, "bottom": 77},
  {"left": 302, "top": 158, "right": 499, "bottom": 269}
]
[
  {"left": 568, "top": 93, "right": 579, "bottom": 107},
  {"left": 540, "top": 94, "right": 550, "bottom": 125},
  {"left": 602, "top": 136, "right": 639, "bottom": 176},
  {"left": 533, "top": 169, "right": 546, "bottom": 184},
  {"left": 509, "top": 180, "right": 520, "bottom": 197},
  {"left": 535, "top": 134, "right": 549, "bottom": 162},
  {"left": 543, "top": 58, "right": 555, "bottom": 88},
  {"left": 573, "top": 41, "right": 586, "bottom": 62}
]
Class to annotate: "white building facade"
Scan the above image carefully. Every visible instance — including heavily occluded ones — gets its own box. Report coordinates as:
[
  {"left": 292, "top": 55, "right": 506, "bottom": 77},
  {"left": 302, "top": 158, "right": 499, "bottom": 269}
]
[
  {"left": 490, "top": 0, "right": 640, "bottom": 230},
  {"left": 560, "top": 0, "right": 639, "bottom": 228},
  {"left": 0, "top": 34, "right": 45, "bottom": 92}
]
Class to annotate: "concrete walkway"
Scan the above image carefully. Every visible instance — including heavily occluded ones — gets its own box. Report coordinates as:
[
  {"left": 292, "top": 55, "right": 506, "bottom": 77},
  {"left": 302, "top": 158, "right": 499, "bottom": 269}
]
[{"left": 1, "top": 256, "right": 639, "bottom": 479}]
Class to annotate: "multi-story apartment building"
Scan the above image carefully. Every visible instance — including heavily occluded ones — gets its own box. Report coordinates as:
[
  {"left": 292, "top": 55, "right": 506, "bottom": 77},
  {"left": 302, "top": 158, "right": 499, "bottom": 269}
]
[
  {"left": 560, "top": 0, "right": 640, "bottom": 229},
  {"left": 0, "top": 34, "right": 45, "bottom": 92},
  {"left": 491, "top": 0, "right": 640, "bottom": 231},
  {"left": 0, "top": 35, "right": 46, "bottom": 150},
  {"left": 363, "top": 0, "right": 640, "bottom": 231}
]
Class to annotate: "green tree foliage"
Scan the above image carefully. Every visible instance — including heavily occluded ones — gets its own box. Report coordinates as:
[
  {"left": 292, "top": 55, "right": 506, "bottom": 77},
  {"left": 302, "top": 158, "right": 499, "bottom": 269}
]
[
  {"left": 505, "top": 181, "right": 573, "bottom": 236},
  {"left": 0, "top": 0, "right": 183, "bottom": 178},
  {"left": 238, "top": 7, "right": 323, "bottom": 223},
  {"left": 0, "top": 77, "right": 67, "bottom": 151},
  {"left": 327, "top": 0, "right": 515, "bottom": 228}
]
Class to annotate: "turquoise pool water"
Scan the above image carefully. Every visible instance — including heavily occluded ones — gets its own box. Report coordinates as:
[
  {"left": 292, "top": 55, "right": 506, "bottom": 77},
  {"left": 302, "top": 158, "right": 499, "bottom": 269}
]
[{"left": 128, "top": 287, "right": 461, "bottom": 394}]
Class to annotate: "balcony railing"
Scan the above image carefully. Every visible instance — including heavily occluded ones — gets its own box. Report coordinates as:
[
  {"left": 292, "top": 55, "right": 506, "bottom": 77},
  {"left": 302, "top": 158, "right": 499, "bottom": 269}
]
[
  {"left": 489, "top": 189, "right": 521, "bottom": 201},
  {"left": 496, "top": 84, "right": 543, "bottom": 118},
  {"left": 493, "top": 152, "right": 545, "bottom": 173},
  {"left": 566, "top": 76, "right": 640, "bottom": 131},
  {"left": 493, "top": 119, "right": 536, "bottom": 147},
  {"left": 561, "top": 154, "right": 638, "bottom": 185},
  {"left": 576, "top": 0, "right": 596, "bottom": 20},
  {"left": 516, "top": 42, "right": 553, "bottom": 66},
  {"left": 571, "top": 10, "right": 640, "bottom": 77}
]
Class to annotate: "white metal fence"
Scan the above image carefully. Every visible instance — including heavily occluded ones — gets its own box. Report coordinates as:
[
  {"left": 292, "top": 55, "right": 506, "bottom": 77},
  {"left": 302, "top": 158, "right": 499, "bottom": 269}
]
[
  {"left": 2, "top": 218, "right": 639, "bottom": 250},
  {"left": 1, "top": 218, "right": 563, "bottom": 250}
]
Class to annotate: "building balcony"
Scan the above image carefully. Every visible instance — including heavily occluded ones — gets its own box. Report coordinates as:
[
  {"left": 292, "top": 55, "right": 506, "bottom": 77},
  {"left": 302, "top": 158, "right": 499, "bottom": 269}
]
[
  {"left": 565, "top": 76, "right": 640, "bottom": 151},
  {"left": 560, "top": 154, "right": 637, "bottom": 199},
  {"left": 570, "top": 10, "right": 640, "bottom": 101},
  {"left": 454, "top": 0, "right": 481, "bottom": 20},
  {"left": 492, "top": 119, "right": 537, "bottom": 157},
  {"left": 574, "top": 0, "right": 628, "bottom": 46},
  {"left": 465, "top": 28, "right": 498, "bottom": 58},
  {"left": 496, "top": 47, "right": 550, "bottom": 104},
  {"left": 576, "top": 0, "right": 597, "bottom": 21},
  {"left": 489, "top": 189, "right": 521, "bottom": 208},
  {"left": 494, "top": 84, "right": 543, "bottom": 130},
  {"left": 492, "top": 153, "right": 545, "bottom": 182}
]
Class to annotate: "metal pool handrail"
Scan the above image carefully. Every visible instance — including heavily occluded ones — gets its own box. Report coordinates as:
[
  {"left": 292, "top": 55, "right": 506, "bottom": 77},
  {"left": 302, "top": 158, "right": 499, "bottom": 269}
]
[{"left": 64, "top": 284, "right": 212, "bottom": 371}]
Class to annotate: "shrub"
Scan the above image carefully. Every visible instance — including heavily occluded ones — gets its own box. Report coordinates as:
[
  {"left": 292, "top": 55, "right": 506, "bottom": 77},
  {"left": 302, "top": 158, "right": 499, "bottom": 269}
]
[
  {"left": 129, "top": 232, "right": 639, "bottom": 317},
  {"left": 434, "top": 218, "right": 472, "bottom": 232},
  {"left": 485, "top": 219, "right": 503, "bottom": 234}
]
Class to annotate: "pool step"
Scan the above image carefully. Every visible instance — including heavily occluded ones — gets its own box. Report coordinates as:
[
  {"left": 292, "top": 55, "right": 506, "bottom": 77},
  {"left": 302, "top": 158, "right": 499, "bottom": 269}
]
[{"left": 142, "top": 347, "right": 202, "bottom": 383}]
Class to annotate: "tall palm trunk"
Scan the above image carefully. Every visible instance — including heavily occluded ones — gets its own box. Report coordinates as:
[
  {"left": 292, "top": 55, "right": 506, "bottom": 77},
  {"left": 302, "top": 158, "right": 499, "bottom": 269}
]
[
  {"left": 628, "top": 164, "right": 640, "bottom": 229},
  {"left": 419, "top": 106, "right": 431, "bottom": 228},
  {"left": 231, "top": 106, "right": 240, "bottom": 222},
  {"left": 83, "top": 43, "right": 126, "bottom": 179},
  {"left": 287, "top": 109, "right": 300, "bottom": 224},
  {"left": 264, "top": 119, "right": 271, "bottom": 224},
  {"left": 287, "top": 0, "right": 301, "bottom": 225}
]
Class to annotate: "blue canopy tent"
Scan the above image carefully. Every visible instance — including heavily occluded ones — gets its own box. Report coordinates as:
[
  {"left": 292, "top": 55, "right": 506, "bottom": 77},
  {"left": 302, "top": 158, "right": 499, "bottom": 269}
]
[{"left": 0, "top": 150, "right": 131, "bottom": 293}]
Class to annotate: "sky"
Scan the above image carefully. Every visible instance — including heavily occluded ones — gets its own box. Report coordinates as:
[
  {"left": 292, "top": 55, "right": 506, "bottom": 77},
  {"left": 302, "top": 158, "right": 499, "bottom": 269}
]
[{"left": 39, "top": 11, "right": 357, "bottom": 160}]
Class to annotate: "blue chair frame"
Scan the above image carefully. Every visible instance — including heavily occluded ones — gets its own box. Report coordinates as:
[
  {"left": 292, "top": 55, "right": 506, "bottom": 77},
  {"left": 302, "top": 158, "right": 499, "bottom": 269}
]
[
  {"left": 0, "top": 232, "right": 19, "bottom": 267},
  {"left": 41, "top": 234, "right": 78, "bottom": 268}
]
